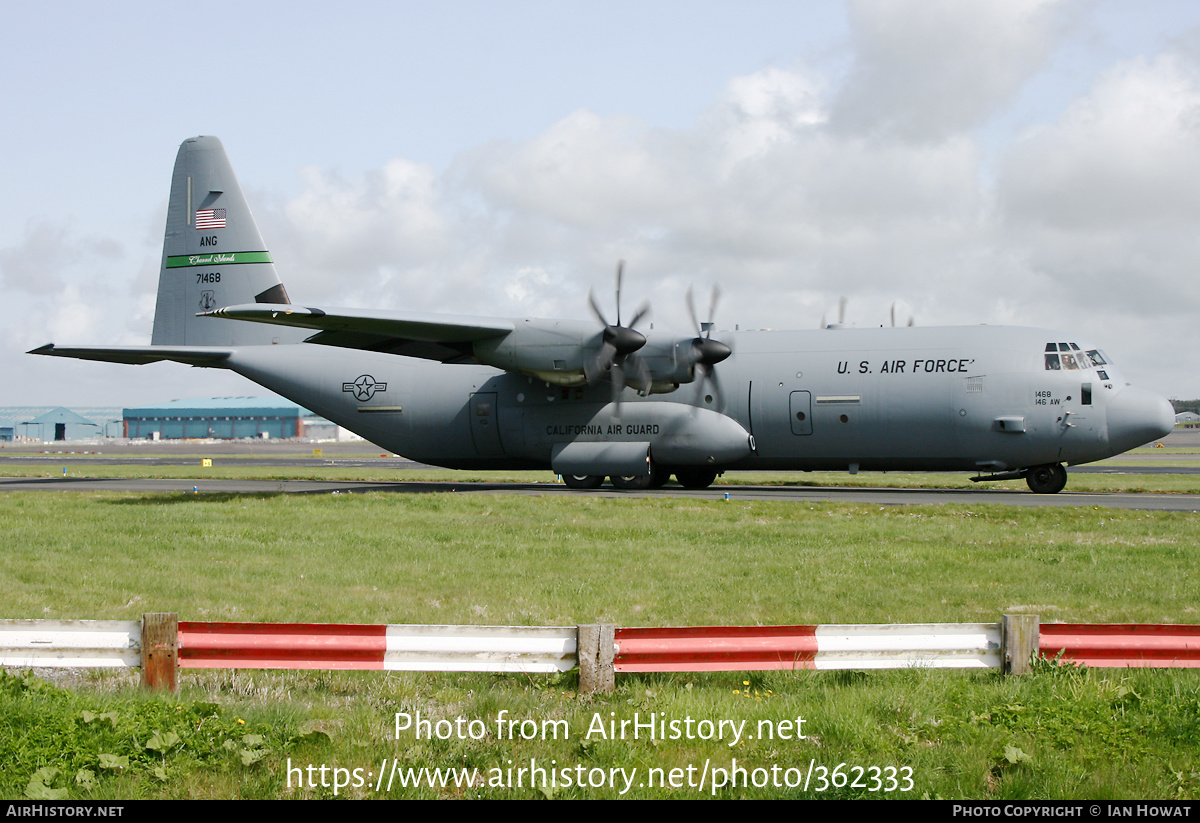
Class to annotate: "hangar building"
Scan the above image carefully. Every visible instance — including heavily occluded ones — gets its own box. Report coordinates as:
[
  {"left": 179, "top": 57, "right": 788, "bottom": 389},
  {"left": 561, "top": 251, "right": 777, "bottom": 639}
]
[
  {"left": 122, "top": 397, "right": 310, "bottom": 440},
  {"left": 0, "top": 407, "right": 123, "bottom": 441}
]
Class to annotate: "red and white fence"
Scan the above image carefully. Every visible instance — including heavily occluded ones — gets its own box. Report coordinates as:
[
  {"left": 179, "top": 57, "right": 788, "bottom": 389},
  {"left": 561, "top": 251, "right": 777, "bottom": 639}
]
[
  {"left": 2, "top": 615, "right": 1197, "bottom": 692},
  {"left": 177, "top": 621, "right": 576, "bottom": 672},
  {"left": 612, "top": 624, "right": 1000, "bottom": 672},
  {"left": 1040, "top": 623, "right": 1200, "bottom": 668}
]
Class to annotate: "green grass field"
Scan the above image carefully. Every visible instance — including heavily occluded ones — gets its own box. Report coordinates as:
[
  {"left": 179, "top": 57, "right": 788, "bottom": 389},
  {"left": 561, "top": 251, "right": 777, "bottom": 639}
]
[{"left": 1, "top": 475, "right": 1198, "bottom": 799}]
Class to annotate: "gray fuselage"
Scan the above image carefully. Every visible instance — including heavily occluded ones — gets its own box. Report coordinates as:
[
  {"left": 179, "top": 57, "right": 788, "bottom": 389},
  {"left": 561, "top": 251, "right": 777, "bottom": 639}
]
[{"left": 222, "top": 323, "right": 1173, "bottom": 475}]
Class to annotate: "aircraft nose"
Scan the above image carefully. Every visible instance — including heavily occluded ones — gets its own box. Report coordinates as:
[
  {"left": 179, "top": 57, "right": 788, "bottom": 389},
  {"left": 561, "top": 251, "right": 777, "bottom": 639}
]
[{"left": 1106, "top": 386, "right": 1175, "bottom": 454}]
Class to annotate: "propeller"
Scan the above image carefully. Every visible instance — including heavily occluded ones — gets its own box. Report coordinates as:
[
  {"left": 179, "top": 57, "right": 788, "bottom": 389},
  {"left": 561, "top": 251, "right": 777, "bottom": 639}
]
[
  {"left": 585, "top": 261, "right": 651, "bottom": 411},
  {"left": 889, "top": 301, "right": 915, "bottom": 327},
  {"left": 685, "top": 285, "right": 731, "bottom": 409},
  {"left": 822, "top": 296, "right": 850, "bottom": 329}
]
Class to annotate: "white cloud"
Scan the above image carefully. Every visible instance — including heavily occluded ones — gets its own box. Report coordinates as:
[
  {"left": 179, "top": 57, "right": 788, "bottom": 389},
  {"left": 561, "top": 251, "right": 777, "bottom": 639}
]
[
  {"left": 0, "top": 220, "right": 122, "bottom": 295},
  {"left": 705, "top": 67, "right": 827, "bottom": 172},
  {"left": 830, "top": 0, "right": 1076, "bottom": 141},
  {"left": 999, "top": 53, "right": 1200, "bottom": 229},
  {"left": 995, "top": 51, "right": 1200, "bottom": 320},
  {"left": 458, "top": 110, "right": 698, "bottom": 229},
  {"left": 433, "top": 65, "right": 986, "bottom": 309},
  {"left": 278, "top": 158, "right": 449, "bottom": 302}
]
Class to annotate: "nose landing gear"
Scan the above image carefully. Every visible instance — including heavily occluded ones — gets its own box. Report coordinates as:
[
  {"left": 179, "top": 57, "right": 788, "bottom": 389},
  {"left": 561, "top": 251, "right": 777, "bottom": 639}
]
[{"left": 1025, "top": 463, "right": 1068, "bottom": 494}]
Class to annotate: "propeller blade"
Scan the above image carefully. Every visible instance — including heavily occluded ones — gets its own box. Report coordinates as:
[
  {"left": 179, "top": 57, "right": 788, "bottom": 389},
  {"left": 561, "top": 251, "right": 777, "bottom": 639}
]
[
  {"left": 629, "top": 355, "right": 653, "bottom": 395},
  {"left": 611, "top": 362, "right": 626, "bottom": 416},
  {"left": 687, "top": 285, "right": 721, "bottom": 337},
  {"left": 706, "top": 285, "right": 721, "bottom": 337},
  {"left": 686, "top": 286, "right": 701, "bottom": 337},
  {"left": 585, "top": 340, "right": 618, "bottom": 384},
  {"left": 693, "top": 366, "right": 708, "bottom": 407},
  {"left": 626, "top": 301, "right": 651, "bottom": 331},
  {"left": 614, "top": 260, "right": 624, "bottom": 326},
  {"left": 692, "top": 361, "right": 725, "bottom": 410},
  {"left": 681, "top": 282, "right": 730, "bottom": 411},
  {"left": 588, "top": 289, "right": 610, "bottom": 327},
  {"left": 586, "top": 260, "right": 650, "bottom": 390},
  {"left": 707, "top": 363, "right": 723, "bottom": 407}
]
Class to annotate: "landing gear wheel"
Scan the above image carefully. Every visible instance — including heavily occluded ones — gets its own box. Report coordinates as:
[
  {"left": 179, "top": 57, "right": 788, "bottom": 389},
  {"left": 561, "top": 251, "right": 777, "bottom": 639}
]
[
  {"left": 563, "top": 474, "right": 603, "bottom": 490},
  {"left": 1025, "top": 463, "right": 1067, "bottom": 494},
  {"left": 610, "top": 474, "right": 653, "bottom": 490},
  {"left": 647, "top": 465, "right": 671, "bottom": 489},
  {"left": 675, "top": 467, "right": 718, "bottom": 490}
]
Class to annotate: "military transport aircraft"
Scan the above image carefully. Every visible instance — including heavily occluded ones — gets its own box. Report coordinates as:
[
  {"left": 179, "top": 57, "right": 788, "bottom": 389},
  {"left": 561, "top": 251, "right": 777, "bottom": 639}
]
[{"left": 31, "top": 136, "right": 1176, "bottom": 493}]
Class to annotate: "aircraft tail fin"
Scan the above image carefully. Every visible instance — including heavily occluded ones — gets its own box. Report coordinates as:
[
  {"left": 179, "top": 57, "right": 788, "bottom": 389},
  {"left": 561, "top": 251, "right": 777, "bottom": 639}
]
[{"left": 150, "top": 136, "right": 306, "bottom": 347}]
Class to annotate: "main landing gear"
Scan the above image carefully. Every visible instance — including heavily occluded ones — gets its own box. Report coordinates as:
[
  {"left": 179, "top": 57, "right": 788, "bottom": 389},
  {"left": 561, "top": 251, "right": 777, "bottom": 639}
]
[
  {"left": 607, "top": 464, "right": 672, "bottom": 490},
  {"left": 673, "top": 467, "right": 718, "bottom": 489},
  {"left": 562, "top": 474, "right": 604, "bottom": 490},
  {"left": 1025, "top": 463, "right": 1068, "bottom": 494},
  {"left": 562, "top": 465, "right": 719, "bottom": 490}
]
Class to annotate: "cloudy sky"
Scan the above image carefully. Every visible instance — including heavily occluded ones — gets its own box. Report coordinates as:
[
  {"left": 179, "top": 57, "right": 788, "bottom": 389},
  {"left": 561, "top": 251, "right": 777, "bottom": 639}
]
[{"left": 4, "top": 0, "right": 1199, "bottom": 407}]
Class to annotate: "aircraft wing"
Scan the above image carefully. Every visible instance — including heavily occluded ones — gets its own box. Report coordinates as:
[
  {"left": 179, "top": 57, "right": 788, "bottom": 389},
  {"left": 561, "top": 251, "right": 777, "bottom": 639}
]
[
  {"left": 28, "top": 344, "right": 234, "bottom": 367},
  {"left": 202, "top": 304, "right": 516, "bottom": 363}
]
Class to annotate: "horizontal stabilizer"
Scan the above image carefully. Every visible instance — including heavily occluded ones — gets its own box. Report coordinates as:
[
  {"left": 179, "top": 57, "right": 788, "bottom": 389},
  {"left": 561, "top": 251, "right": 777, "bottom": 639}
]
[{"left": 28, "top": 344, "right": 234, "bottom": 367}]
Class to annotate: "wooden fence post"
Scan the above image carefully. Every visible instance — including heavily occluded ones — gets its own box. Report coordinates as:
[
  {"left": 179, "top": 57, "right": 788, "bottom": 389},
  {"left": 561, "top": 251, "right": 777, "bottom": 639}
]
[
  {"left": 141, "top": 613, "right": 178, "bottom": 692},
  {"left": 1001, "top": 614, "right": 1039, "bottom": 675},
  {"left": 577, "top": 623, "right": 615, "bottom": 694}
]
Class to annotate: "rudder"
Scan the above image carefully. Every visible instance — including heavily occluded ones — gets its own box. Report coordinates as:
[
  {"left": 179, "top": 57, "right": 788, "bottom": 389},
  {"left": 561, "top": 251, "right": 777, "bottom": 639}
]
[{"left": 151, "top": 136, "right": 305, "bottom": 346}]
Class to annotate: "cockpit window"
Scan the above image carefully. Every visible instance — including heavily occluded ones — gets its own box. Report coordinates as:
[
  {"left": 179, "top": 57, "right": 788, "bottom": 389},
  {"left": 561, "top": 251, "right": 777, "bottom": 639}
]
[{"left": 1045, "top": 343, "right": 1112, "bottom": 370}]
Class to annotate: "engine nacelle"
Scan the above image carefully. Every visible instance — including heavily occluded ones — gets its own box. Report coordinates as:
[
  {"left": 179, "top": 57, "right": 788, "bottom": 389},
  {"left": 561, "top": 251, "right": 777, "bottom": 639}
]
[
  {"left": 474, "top": 324, "right": 701, "bottom": 391},
  {"left": 472, "top": 319, "right": 599, "bottom": 385}
]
